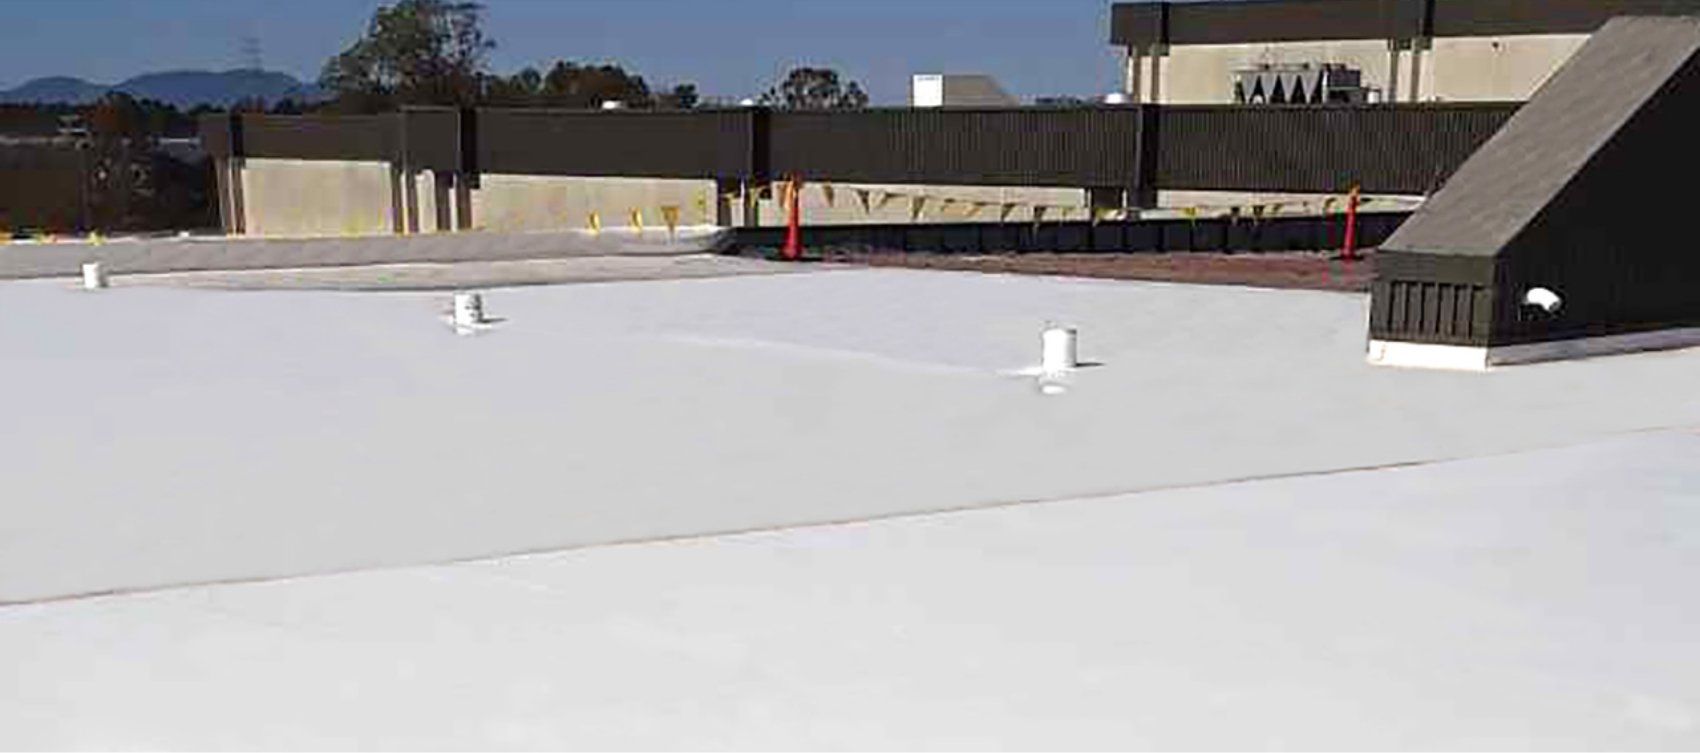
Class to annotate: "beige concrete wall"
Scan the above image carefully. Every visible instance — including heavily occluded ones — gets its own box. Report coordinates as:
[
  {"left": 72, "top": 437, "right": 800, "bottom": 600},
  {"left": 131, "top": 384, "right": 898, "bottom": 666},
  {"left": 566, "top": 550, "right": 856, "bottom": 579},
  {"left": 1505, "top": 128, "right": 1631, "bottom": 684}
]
[
  {"left": 1154, "top": 34, "right": 1588, "bottom": 105},
  {"left": 1155, "top": 189, "right": 1422, "bottom": 218},
  {"left": 1428, "top": 34, "right": 1587, "bottom": 102},
  {"left": 240, "top": 158, "right": 395, "bottom": 238},
  {"left": 413, "top": 170, "right": 439, "bottom": 233},
  {"left": 749, "top": 182, "right": 1090, "bottom": 227},
  {"left": 470, "top": 174, "right": 717, "bottom": 233},
  {"left": 1159, "top": 41, "right": 1395, "bottom": 104}
]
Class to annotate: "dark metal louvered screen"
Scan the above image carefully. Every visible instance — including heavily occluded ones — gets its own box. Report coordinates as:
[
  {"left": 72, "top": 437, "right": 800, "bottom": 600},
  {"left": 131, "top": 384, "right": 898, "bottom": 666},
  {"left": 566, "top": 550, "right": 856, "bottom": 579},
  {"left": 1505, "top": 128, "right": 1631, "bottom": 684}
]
[
  {"left": 476, "top": 108, "right": 755, "bottom": 178},
  {"left": 767, "top": 108, "right": 1149, "bottom": 188},
  {"left": 1155, "top": 104, "right": 1518, "bottom": 195}
]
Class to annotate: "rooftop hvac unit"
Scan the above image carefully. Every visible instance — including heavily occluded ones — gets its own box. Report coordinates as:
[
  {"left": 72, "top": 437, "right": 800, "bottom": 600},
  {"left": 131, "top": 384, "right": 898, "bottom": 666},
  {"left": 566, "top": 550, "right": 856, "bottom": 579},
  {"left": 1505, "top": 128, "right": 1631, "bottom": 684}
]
[{"left": 1233, "top": 63, "right": 1369, "bottom": 105}]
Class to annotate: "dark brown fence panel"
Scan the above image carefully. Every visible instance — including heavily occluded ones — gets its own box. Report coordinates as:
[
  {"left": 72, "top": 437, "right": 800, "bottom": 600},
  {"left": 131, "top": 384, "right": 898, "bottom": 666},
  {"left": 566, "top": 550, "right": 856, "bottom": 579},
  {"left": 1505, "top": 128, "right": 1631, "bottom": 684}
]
[
  {"left": 239, "top": 114, "right": 398, "bottom": 162},
  {"left": 1154, "top": 103, "right": 1518, "bottom": 195},
  {"left": 399, "top": 108, "right": 461, "bottom": 172},
  {"left": 1431, "top": 0, "right": 1700, "bottom": 37},
  {"left": 768, "top": 107, "right": 1147, "bottom": 188},
  {"left": 0, "top": 145, "right": 86, "bottom": 231},
  {"left": 476, "top": 108, "right": 755, "bottom": 178},
  {"left": 1163, "top": 0, "right": 1420, "bottom": 45}
]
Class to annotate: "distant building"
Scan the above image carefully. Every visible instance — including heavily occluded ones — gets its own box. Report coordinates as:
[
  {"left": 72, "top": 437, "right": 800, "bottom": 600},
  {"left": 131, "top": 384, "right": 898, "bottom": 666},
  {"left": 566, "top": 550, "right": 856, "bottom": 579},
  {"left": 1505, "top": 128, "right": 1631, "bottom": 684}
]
[
  {"left": 1110, "top": 0, "right": 1700, "bottom": 104},
  {"left": 910, "top": 74, "right": 1018, "bottom": 108}
]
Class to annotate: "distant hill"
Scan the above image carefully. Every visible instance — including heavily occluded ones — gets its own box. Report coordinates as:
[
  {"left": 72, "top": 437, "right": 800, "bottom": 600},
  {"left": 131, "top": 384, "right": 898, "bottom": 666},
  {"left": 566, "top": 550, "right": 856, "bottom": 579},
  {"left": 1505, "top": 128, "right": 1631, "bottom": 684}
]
[
  {"left": 0, "top": 69, "right": 325, "bottom": 108},
  {"left": 0, "top": 76, "right": 108, "bottom": 105}
]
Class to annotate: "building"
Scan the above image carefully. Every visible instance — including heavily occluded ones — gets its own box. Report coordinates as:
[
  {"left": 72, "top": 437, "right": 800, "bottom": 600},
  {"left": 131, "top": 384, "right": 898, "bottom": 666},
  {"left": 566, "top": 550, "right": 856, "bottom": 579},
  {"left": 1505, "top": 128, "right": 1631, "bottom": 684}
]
[
  {"left": 1110, "top": 0, "right": 1700, "bottom": 104},
  {"left": 910, "top": 74, "right": 1019, "bottom": 108}
]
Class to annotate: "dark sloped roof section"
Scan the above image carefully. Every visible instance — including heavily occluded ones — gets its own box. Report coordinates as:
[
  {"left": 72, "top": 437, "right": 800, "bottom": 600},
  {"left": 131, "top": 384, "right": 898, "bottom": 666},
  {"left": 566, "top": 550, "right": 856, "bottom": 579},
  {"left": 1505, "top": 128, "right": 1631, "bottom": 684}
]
[
  {"left": 1372, "top": 16, "right": 1700, "bottom": 347},
  {"left": 1384, "top": 15, "right": 1700, "bottom": 257}
]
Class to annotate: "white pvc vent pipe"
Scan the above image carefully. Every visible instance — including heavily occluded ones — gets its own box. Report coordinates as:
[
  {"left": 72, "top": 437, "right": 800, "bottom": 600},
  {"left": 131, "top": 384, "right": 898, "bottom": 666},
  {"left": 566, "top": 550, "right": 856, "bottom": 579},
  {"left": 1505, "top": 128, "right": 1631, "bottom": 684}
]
[
  {"left": 81, "top": 262, "right": 108, "bottom": 290},
  {"left": 453, "top": 291, "right": 486, "bottom": 328},
  {"left": 1524, "top": 287, "right": 1563, "bottom": 314},
  {"left": 1041, "top": 326, "right": 1079, "bottom": 373}
]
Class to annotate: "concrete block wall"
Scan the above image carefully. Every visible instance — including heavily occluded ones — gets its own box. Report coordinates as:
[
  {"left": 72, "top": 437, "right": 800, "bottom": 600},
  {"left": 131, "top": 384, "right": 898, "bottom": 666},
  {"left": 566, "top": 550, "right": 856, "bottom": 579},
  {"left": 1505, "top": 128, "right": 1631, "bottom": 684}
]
[
  {"left": 746, "top": 183, "right": 1091, "bottom": 227},
  {"left": 471, "top": 175, "right": 718, "bottom": 233},
  {"left": 234, "top": 161, "right": 1396, "bottom": 238},
  {"left": 1154, "top": 189, "right": 1420, "bottom": 217},
  {"left": 240, "top": 159, "right": 395, "bottom": 238},
  {"left": 1161, "top": 41, "right": 1396, "bottom": 104},
  {"left": 1140, "top": 33, "right": 1589, "bottom": 105},
  {"left": 1428, "top": 35, "right": 1588, "bottom": 102},
  {"left": 236, "top": 162, "right": 723, "bottom": 238}
]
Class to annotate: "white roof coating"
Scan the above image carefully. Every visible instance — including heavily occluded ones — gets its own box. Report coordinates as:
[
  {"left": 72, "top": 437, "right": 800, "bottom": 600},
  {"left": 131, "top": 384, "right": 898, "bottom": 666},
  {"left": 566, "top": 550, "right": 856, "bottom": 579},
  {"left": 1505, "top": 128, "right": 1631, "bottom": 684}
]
[{"left": 2, "top": 267, "right": 1698, "bottom": 748}]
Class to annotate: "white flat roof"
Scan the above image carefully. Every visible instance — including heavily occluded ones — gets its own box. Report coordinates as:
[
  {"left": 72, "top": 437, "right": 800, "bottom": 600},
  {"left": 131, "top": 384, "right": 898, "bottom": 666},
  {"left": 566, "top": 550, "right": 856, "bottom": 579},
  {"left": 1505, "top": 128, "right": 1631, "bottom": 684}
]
[{"left": 3, "top": 268, "right": 1697, "bottom": 747}]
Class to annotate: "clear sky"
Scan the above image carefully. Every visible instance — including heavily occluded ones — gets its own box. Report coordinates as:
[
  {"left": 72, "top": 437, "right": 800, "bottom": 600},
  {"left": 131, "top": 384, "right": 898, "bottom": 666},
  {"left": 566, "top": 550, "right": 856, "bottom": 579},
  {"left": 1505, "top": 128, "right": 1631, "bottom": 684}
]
[{"left": 0, "top": 0, "right": 1127, "bottom": 104}]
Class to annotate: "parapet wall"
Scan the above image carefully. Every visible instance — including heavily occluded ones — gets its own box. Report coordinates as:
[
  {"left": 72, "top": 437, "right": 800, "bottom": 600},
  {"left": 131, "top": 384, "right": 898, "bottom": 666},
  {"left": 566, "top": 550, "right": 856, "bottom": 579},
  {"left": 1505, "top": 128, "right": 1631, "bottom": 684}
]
[{"left": 202, "top": 104, "right": 1516, "bottom": 238}]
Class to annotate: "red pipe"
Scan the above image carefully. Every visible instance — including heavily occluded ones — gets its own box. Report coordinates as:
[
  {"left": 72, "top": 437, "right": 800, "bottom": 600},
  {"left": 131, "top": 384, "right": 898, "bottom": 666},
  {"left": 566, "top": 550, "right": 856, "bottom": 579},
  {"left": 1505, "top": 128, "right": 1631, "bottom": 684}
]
[
  {"left": 782, "top": 176, "right": 802, "bottom": 261},
  {"left": 1342, "top": 185, "right": 1361, "bottom": 262}
]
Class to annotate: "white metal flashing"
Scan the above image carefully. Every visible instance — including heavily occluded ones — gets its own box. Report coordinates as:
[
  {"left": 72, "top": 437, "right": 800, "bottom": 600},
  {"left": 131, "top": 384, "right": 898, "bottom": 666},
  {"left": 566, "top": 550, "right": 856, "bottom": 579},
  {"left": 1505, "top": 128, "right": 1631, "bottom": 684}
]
[{"left": 1369, "top": 327, "right": 1700, "bottom": 370}]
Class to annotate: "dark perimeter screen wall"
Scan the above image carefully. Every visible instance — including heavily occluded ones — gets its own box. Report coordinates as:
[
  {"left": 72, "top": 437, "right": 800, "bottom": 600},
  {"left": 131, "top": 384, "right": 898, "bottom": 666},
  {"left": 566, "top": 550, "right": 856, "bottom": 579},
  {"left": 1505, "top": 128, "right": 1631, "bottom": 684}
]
[{"left": 201, "top": 102, "right": 1517, "bottom": 198}]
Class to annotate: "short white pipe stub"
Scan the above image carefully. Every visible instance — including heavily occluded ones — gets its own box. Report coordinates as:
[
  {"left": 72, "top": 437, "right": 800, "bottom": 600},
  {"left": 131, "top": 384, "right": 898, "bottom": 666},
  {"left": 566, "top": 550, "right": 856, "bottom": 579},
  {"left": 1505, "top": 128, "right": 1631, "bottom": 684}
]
[
  {"left": 81, "top": 262, "right": 107, "bottom": 290},
  {"left": 452, "top": 291, "right": 485, "bottom": 328},
  {"left": 1524, "top": 287, "right": 1563, "bottom": 314},
  {"left": 1041, "top": 326, "right": 1079, "bottom": 373}
]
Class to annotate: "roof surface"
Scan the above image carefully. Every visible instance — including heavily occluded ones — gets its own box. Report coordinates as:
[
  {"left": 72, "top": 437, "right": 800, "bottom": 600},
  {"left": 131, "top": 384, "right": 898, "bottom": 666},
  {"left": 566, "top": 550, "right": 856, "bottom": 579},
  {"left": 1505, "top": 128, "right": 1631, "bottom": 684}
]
[{"left": 2, "top": 268, "right": 1697, "bottom": 746}]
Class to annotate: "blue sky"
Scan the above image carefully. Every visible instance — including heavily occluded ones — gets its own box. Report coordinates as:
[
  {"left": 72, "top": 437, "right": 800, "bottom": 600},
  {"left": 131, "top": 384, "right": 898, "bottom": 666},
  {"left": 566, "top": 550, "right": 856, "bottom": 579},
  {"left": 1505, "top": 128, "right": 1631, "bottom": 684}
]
[{"left": 0, "top": 0, "right": 1127, "bottom": 103}]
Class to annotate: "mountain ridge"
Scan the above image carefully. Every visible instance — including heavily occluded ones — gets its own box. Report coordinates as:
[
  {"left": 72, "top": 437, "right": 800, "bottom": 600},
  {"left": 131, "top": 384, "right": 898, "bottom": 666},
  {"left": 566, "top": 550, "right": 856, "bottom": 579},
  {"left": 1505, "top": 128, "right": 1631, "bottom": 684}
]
[{"left": 0, "top": 69, "right": 324, "bottom": 108}]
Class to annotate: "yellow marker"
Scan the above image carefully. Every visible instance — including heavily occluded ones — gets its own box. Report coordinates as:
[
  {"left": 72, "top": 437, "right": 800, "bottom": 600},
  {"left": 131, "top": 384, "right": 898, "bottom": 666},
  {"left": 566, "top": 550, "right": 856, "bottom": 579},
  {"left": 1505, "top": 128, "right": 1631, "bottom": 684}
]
[
  {"left": 999, "top": 203, "right": 1019, "bottom": 223},
  {"left": 909, "top": 195, "right": 927, "bottom": 222},
  {"left": 587, "top": 211, "right": 602, "bottom": 235},
  {"left": 661, "top": 205, "right": 681, "bottom": 239},
  {"left": 629, "top": 207, "right": 644, "bottom": 234},
  {"left": 819, "top": 183, "right": 837, "bottom": 207},
  {"left": 854, "top": 188, "right": 873, "bottom": 214}
]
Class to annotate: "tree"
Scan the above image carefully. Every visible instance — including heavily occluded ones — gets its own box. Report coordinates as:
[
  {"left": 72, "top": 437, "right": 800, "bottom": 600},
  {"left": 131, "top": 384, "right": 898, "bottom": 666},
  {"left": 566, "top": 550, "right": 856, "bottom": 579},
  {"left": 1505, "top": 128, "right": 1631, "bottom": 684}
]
[
  {"left": 84, "top": 93, "right": 153, "bottom": 230},
  {"left": 319, "top": 0, "right": 494, "bottom": 111},
  {"left": 759, "top": 67, "right": 868, "bottom": 110},
  {"left": 482, "top": 67, "right": 544, "bottom": 107},
  {"left": 656, "top": 83, "right": 700, "bottom": 110},
  {"left": 538, "top": 61, "right": 652, "bottom": 108}
]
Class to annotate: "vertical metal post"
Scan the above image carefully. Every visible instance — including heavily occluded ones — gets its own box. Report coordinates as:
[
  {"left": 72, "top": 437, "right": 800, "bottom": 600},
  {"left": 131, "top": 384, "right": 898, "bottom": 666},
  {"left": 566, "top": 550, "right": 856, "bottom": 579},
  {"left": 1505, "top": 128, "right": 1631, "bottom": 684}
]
[
  {"left": 1387, "top": 39, "right": 1403, "bottom": 104},
  {"left": 1408, "top": 37, "right": 1429, "bottom": 102},
  {"left": 1148, "top": 45, "right": 1164, "bottom": 104},
  {"left": 1125, "top": 45, "right": 1145, "bottom": 103}
]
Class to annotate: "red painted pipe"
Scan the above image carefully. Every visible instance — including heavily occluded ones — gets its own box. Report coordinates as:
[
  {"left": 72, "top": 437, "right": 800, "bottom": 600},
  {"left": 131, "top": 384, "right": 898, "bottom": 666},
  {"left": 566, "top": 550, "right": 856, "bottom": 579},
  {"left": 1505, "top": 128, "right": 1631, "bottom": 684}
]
[
  {"left": 782, "top": 176, "right": 802, "bottom": 261},
  {"left": 1342, "top": 185, "right": 1361, "bottom": 262}
]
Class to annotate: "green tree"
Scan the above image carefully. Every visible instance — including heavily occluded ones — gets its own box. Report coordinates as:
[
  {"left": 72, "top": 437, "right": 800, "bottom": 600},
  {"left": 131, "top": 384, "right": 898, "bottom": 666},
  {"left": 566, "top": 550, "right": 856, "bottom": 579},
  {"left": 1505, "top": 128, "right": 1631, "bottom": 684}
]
[
  {"left": 483, "top": 67, "right": 544, "bottom": 106},
  {"left": 319, "top": 0, "right": 494, "bottom": 111},
  {"left": 759, "top": 67, "right": 868, "bottom": 110},
  {"left": 538, "top": 61, "right": 652, "bottom": 108},
  {"left": 657, "top": 83, "right": 700, "bottom": 110}
]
